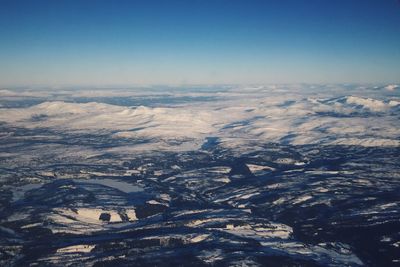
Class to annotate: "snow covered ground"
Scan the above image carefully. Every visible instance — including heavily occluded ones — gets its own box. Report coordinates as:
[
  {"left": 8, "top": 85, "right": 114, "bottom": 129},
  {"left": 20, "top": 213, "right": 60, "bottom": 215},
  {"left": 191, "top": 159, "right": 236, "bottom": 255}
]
[{"left": 0, "top": 84, "right": 399, "bottom": 266}]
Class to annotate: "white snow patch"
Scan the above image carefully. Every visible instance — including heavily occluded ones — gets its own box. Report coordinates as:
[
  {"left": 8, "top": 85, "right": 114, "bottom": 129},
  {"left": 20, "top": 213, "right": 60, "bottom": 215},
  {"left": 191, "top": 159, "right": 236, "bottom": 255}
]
[
  {"left": 292, "top": 195, "right": 313, "bottom": 205},
  {"left": 345, "top": 96, "right": 387, "bottom": 111},
  {"left": 222, "top": 222, "right": 293, "bottom": 240},
  {"left": 385, "top": 84, "right": 399, "bottom": 91},
  {"left": 56, "top": 244, "right": 95, "bottom": 253},
  {"left": 190, "top": 234, "right": 210, "bottom": 243},
  {"left": 246, "top": 164, "right": 276, "bottom": 174},
  {"left": 126, "top": 209, "right": 137, "bottom": 221}
]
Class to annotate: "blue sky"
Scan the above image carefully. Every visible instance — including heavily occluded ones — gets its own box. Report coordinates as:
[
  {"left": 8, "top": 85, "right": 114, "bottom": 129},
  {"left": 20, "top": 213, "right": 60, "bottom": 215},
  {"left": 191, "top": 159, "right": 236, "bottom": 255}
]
[{"left": 1, "top": 0, "right": 400, "bottom": 86}]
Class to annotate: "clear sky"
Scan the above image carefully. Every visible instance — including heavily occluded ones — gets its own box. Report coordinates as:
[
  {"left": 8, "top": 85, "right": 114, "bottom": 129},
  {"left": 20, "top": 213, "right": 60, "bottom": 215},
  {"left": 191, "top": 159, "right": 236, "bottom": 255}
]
[{"left": 1, "top": 0, "right": 400, "bottom": 86}]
